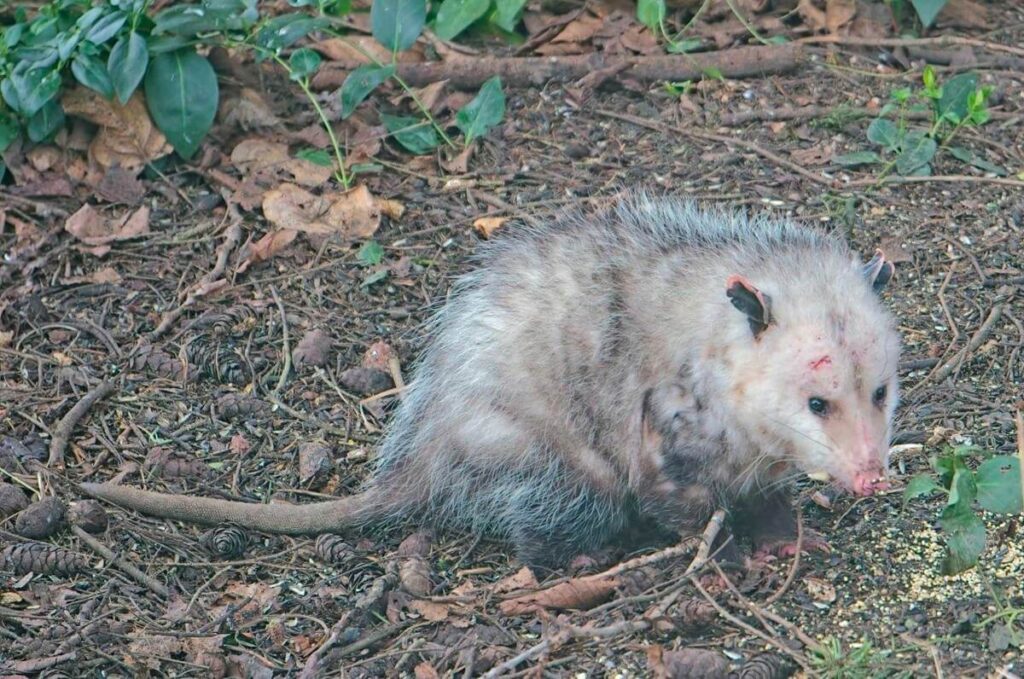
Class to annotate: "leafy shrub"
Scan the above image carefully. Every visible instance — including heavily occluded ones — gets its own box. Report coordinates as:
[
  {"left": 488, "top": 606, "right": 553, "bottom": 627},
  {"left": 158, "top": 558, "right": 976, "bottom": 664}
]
[{"left": 904, "top": 445, "right": 1022, "bottom": 575}]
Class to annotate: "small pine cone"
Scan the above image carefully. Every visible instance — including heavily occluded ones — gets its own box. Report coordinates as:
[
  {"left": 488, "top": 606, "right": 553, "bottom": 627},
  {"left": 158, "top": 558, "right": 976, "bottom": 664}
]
[
  {"left": 160, "top": 456, "right": 209, "bottom": 479},
  {"left": 200, "top": 526, "right": 248, "bottom": 559},
  {"left": 15, "top": 497, "right": 66, "bottom": 539},
  {"left": 68, "top": 500, "right": 109, "bottom": 533},
  {"left": 216, "top": 393, "right": 269, "bottom": 419},
  {"left": 396, "top": 531, "right": 432, "bottom": 597},
  {"left": 3, "top": 542, "right": 86, "bottom": 576},
  {"left": 735, "top": 653, "right": 796, "bottom": 679},
  {"left": 0, "top": 482, "right": 29, "bottom": 518},
  {"left": 316, "top": 534, "right": 357, "bottom": 564},
  {"left": 670, "top": 596, "right": 718, "bottom": 629}
]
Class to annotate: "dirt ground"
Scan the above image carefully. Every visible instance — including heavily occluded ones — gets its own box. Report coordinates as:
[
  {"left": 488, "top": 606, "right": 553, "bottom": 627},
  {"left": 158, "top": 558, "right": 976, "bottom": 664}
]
[{"left": 2, "top": 7, "right": 1024, "bottom": 678}]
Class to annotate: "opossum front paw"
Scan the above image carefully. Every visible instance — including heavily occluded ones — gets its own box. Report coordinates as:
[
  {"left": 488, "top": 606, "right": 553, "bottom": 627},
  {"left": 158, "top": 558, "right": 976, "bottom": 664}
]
[{"left": 751, "top": 529, "right": 830, "bottom": 562}]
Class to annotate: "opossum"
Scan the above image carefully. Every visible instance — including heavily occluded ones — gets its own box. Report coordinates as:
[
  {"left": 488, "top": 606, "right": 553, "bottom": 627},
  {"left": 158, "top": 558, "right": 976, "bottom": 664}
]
[{"left": 82, "top": 194, "right": 900, "bottom": 567}]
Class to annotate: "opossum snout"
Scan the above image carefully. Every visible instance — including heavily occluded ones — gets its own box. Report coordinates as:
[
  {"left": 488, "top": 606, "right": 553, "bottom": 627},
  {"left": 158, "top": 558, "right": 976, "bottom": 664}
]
[{"left": 851, "top": 469, "right": 890, "bottom": 496}]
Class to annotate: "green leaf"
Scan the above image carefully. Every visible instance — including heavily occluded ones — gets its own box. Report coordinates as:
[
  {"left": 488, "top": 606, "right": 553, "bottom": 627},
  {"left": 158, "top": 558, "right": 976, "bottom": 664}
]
[
  {"left": 57, "top": 31, "right": 82, "bottom": 61},
  {"left": 108, "top": 32, "right": 149, "bottom": 104},
  {"left": 903, "top": 474, "right": 942, "bottom": 502},
  {"left": 666, "top": 37, "right": 702, "bottom": 53},
  {"left": 0, "top": 79, "right": 20, "bottom": 112},
  {"left": 154, "top": 0, "right": 257, "bottom": 36},
  {"left": 296, "top": 148, "right": 333, "bottom": 166},
  {"left": 455, "top": 75, "right": 505, "bottom": 144},
  {"left": 910, "top": 0, "right": 950, "bottom": 28},
  {"left": 148, "top": 34, "right": 197, "bottom": 54},
  {"left": 358, "top": 240, "right": 384, "bottom": 266},
  {"left": 937, "top": 72, "right": 978, "bottom": 122},
  {"left": 255, "top": 14, "right": 329, "bottom": 52},
  {"left": 948, "top": 146, "right": 1006, "bottom": 176},
  {"left": 340, "top": 64, "right": 395, "bottom": 119},
  {"left": 289, "top": 47, "right": 322, "bottom": 80},
  {"left": 891, "top": 87, "right": 912, "bottom": 103},
  {"left": 371, "top": 0, "right": 426, "bottom": 52},
  {"left": 85, "top": 10, "right": 127, "bottom": 45},
  {"left": 0, "top": 115, "right": 19, "bottom": 153},
  {"left": 361, "top": 269, "right": 388, "bottom": 287},
  {"left": 866, "top": 118, "right": 900, "bottom": 151},
  {"left": 896, "top": 131, "right": 936, "bottom": 175},
  {"left": 12, "top": 68, "right": 61, "bottom": 117},
  {"left": 492, "top": 0, "right": 527, "bottom": 32},
  {"left": 381, "top": 113, "right": 439, "bottom": 155},
  {"left": 144, "top": 49, "right": 219, "bottom": 159},
  {"left": 947, "top": 464, "right": 978, "bottom": 507},
  {"left": 72, "top": 53, "right": 114, "bottom": 99},
  {"left": 434, "top": 0, "right": 491, "bottom": 40},
  {"left": 939, "top": 502, "right": 986, "bottom": 575},
  {"left": 27, "top": 99, "right": 65, "bottom": 142},
  {"left": 976, "top": 456, "right": 1022, "bottom": 514},
  {"left": 636, "top": 0, "right": 665, "bottom": 30}
]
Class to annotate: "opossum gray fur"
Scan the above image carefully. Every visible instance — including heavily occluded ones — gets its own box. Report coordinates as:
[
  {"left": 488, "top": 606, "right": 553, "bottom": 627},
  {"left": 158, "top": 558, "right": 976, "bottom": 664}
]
[{"left": 82, "top": 193, "right": 900, "bottom": 567}]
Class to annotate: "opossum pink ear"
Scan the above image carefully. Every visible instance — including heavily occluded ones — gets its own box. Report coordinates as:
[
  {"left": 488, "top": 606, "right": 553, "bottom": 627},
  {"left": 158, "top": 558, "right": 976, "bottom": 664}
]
[
  {"left": 862, "top": 249, "right": 895, "bottom": 294},
  {"left": 726, "top": 275, "right": 772, "bottom": 339}
]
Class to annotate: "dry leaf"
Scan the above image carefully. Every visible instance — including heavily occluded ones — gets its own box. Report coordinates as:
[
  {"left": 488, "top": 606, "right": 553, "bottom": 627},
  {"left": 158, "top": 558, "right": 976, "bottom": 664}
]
[
  {"left": 62, "top": 87, "right": 171, "bottom": 171},
  {"left": 826, "top": 0, "right": 857, "bottom": 34},
  {"left": 878, "top": 236, "right": 913, "bottom": 264},
  {"left": 293, "top": 328, "right": 334, "bottom": 367},
  {"left": 61, "top": 266, "right": 122, "bottom": 285},
  {"left": 237, "top": 229, "right": 298, "bottom": 273},
  {"left": 313, "top": 36, "right": 394, "bottom": 67},
  {"left": 797, "top": 0, "right": 827, "bottom": 32},
  {"left": 473, "top": 216, "right": 508, "bottom": 239},
  {"left": 26, "top": 146, "right": 60, "bottom": 172},
  {"left": 298, "top": 442, "right": 332, "bottom": 483},
  {"left": 805, "top": 576, "right": 837, "bottom": 603},
  {"left": 219, "top": 87, "right": 281, "bottom": 131},
  {"left": 262, "top": 183, "right": 381, "bottom": 240},
  {"left": 408, "top": 598, "right": 450, "bottom": 621},
  {"left": 96, "top": 165, "right": 147, "bottom": 204},
  {"left": 126, "top": 636, "right": 184, "bottom": 671},
  {"left": 499, "top": 576, "right": 617, "bottom": 615},
  {"left": 791, "top": 143, "right": 833, "bottom": 166},
  {"left": 231, "top": 138, "right": 290, "bottom": 172},
  {"left": 64, "top": 205, "right": 150, "bottom": 246},
  {"left": 937, "top": 0, "right": 991, "bottom": 29},
  {"left": 441, "top": 145, "right": 474, "bottom": 174},
  {"left": 492, "top": 566, "right": 538, "bottom": 594},
  {"left": 285, "top": 158, "right": 334, "bottom": 187},
  {"left": 378, "top": 198, "right": 405, "bottom": 220},
  {"left": 362, "top": 340, "right": 396, "bottom": 371},
  {"left": 413, "top": 662, "right": 441, "bottom": 679}
]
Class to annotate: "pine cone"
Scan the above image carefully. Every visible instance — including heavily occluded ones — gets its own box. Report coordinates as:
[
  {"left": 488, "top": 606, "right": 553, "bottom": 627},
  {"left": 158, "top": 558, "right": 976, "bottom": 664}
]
[
  {"left": 735, "top": 653, "right": 796, "bottom": 679},
  {"left": 200, "top": 526, "right": 248, "bottom": 559},
  {"left": 3, "top": 542, "right": 85, "bottom": 576},
  {"left": 15, "top": 497, "right": 66, "bottom": 539},
  {"left": 0, "top": 482, "right": 29, "bottom": 518},
  {"left": 315, "top": 534, "right": 357, "bottom": 564}
]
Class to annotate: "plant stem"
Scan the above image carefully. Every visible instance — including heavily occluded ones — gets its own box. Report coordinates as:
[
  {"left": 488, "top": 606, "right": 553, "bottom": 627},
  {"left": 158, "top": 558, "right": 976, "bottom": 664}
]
[
  {"left": 273, "top": 54, "right": 351, "bottom": 188},
  {"left": 390, "top": 71, "right": 456, "bottom": 147}
]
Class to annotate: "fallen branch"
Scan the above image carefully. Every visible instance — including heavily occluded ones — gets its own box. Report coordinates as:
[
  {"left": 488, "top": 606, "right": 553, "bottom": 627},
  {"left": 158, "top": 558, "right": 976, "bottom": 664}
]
[
  {"left": 312, "top": 44, "right": 803, "bottom": 91},
  {"left": 597, "top": 108, "right": 834, "bottom": 187},
  {"left": 2, "top": 651, "right": 77, "bottom": 674},
  {"left": 47, "top": 380, "right": 116, "bottom": 466},
  {"left": 71, "top": 525, "right": 170, "bottom": 598},
  {"left": 930, "top": 286, "right": 1015, "bottom": 384},
  {"left": 500, "top": 509, "right": 725, "bottom": 615},
  {"left": 798, "top": 35, "right": 1024, "bottom": 59}
]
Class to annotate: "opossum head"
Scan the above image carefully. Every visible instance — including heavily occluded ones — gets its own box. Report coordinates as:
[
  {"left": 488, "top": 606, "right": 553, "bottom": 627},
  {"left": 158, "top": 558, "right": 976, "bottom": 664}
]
[{"left": 723, "top": 250, "right": 900, "bottom": 496}]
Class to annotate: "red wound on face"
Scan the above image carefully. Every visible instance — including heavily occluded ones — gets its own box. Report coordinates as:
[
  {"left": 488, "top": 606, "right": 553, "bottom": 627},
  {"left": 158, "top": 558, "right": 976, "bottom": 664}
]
[{"left": 809, "top": 355, "right": 832, "bottom": 371}]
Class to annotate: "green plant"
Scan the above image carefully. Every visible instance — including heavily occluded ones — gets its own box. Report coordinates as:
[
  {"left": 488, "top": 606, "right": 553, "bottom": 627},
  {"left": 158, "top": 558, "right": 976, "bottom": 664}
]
[
  {"left": 904, "top": 444, "right": 1022, "bottom": 575},
  {"left": 835, "top": 66, "right": 1002, "bottom": 179},
  {"left": 809, "top": 637, "right": 914, "bottom": 679},
  {"left": 0, "top": 0, "right": 507, "bottom": 185}
]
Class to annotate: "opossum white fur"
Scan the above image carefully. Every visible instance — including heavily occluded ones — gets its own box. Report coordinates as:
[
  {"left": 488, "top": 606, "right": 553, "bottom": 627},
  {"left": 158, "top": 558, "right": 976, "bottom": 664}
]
[{"left": 83, "top": 193, "right": 901, "bottom": 567}]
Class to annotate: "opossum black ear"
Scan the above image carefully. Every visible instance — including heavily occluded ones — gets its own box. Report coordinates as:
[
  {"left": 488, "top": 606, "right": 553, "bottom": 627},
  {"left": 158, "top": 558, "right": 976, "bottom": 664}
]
[
  {"left": 726, "top": 275, "right": 772, "bottom": 339},
  {"left": 862, "top": 249, "right": 895, "bottom": 294}
]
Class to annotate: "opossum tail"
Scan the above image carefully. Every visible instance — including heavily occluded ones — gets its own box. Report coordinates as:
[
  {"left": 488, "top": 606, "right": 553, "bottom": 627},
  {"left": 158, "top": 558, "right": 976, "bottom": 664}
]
[{"left": 79, "top": 482, "right": 402, "bottom": 535}]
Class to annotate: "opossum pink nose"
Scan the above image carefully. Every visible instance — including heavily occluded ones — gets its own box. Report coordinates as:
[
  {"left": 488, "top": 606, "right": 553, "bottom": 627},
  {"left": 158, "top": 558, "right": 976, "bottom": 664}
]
[{"left": 852, "top": 470, "right": 889, "bottom": 496}]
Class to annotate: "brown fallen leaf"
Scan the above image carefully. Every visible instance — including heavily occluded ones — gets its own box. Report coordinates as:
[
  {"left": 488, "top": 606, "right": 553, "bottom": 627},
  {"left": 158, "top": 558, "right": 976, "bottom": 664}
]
[
  {"left": 61, "top": 266, "right": 122, "bottom": 285},
  {"left": 441, "top": 145, "right": 474, "bottom": 174},
  {"left": 408, "top": 598, "right": 450, "bottom": 621},
  {"left": 293, "top": 328, "right": 334, "bottom": 367},
  {"left": 474, "top": 216, "right": 508, "bottom": 239},
  {"left": 937, "top": 0, "right": 991, "bottom": 29},
  {"left": 298, "top": 442, "right": 332, "bottom": 483},
  {"left": 96, "top": 166, "right": 147, "bottom": 204},
  {"left": 218, "top": 87, "right": 281, "bottom": 132},
  {"left": 64, "top": 205, "right": 150, "bottom": 247},
  {"left": 312, "top": 36, "right": 395, "bottom": 67},
  {"left": 491, "top": 566, "right": 539, "bottom": 594},
  {"left": 413, "top": 662, "right": 441, "bottom": 679},
  {"left": 26, "top": 146, "right": 60, "bottom": 172},
  {"left": 826, "top": 0, "right": 857, "bottom": 34},
  {"left": 62, "top": 86, "right": 171, "bottom": 172},
  {"left": 262, "top": 183, "right": 381, "bottom": 240},
  {"left": 231, "top": 138, "right": 290, "bottom": 173},
  {"left": 797, "top": 0, "right": 828, "bottom": 32},
  {"left": 499, "top": 576, "right": 617, "bottom": 615},
  {"left": 805, "top": 576, "right": 837, "bottom": 603},
  {"left": 236, "top": 229, "right": 298, "bottom": 273},
  {"left": 362, "top": 340, "right": 396, "bottom": 372},
  {"left": 379, "top": 198, "right": 405, "bottom": 220}
]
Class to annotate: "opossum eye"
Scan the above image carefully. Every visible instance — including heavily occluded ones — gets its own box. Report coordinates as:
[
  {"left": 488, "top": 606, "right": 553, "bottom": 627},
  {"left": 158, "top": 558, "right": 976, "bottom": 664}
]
[
  {"left": 872, "top": 385, "right": 887, "bottom": 406},
  {"left": 808, "top": 397, "right": 829, "bottom": 417}
]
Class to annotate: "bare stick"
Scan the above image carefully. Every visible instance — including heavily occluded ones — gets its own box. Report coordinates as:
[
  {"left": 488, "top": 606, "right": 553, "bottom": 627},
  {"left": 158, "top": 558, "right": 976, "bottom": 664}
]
[
  {"left": 931, "top": 286, "right": 1014, "bottom": 384},
  {"left": 847, "top": 175, "right": 1024, "bottom": 189},
  {"left": 764, "top": 508, "right": 803, "bottom": 606},
  {"left": 312, "top": 44, "right": 803, "bottom": 91},
  {"left": 71, "top": 525, "right": 170, "bottom": 598},
  {"left": 48, "top": 381, "right": 116, "bottom": 466},
  {"left": 797, "top": 35, "right": 1024, "bottom": 59},
  {"left": 597, "top": 109, "right": 834, "bottom": 188},
  {"left": 270, "top": 286, "right": 291, "bottom": 395},
  {"left": 1016, "top": 410, "right": 1023, "bottom": 515}
]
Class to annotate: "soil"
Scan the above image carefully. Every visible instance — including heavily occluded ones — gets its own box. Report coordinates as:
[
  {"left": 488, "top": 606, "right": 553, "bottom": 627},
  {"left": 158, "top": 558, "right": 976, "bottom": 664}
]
[{"left": 1, "top": 7, "right": 1023, "bottom": 678}]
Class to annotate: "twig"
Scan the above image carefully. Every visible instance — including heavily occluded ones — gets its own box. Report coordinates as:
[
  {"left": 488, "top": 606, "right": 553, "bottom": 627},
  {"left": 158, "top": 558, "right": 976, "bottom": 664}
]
[
  {"left": 930, "top": 286, "right": 1014, "bottom": 384},
  {"left": 764, "top": 508, "right": 803, "bottom": 606},
  {"left": 482, "top": 637, "right": 557, "bottom": 679},
  {"left": 847, "top": 174, "right": 1024, "bottom": 188},
  {"left": 718, "top": 105, "right": 1012, "bottom": 126},
  {"left": 1016, "top": 410, "right": 1023, "bottom": 514},
  {"left": 70, "top": 525, "right": 170, "bottom": 598},
  {"left": 47, "top": 380, "right": 115, "bottom": 466},
  {"left": 144, "top": 219, "right": 243, "bottom": 344},
  {"left": 690, "top": 573, "right": 810, "bottom": 670},
  {"left": 797, "top": 35, "right": 1024, "bottom": 59},
  {"left": 312, "top": 44, "right": 803, "bottom": 91},
  {"left": 2, "top": 651, "right": 77, "bottom": 674},
  {"left": 596, "top": 109, "right": 834, "bottom": 188},
  {"left": 270, "top": 286, "right": 291, "bottom": 395}
]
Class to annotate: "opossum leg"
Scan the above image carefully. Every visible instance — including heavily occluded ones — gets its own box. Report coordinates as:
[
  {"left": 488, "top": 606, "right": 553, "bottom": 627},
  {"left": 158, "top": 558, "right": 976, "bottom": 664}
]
[{"left": 733, "top": 488, "right": 830, "bottom": 560}]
